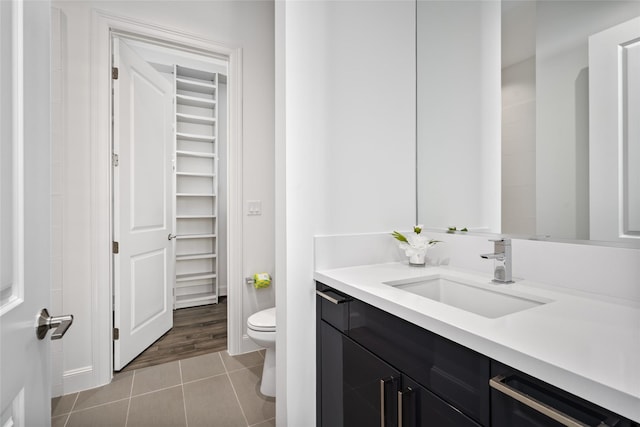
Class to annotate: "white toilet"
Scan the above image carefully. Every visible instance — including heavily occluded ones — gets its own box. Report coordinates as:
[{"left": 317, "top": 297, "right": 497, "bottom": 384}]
[{"left": 247, "top": 307, "right": 276, "bottom": 397}]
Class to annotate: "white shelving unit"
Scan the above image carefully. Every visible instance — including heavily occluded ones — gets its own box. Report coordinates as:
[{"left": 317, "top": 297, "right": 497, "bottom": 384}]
[{"left": 173, "top": 65, "right": 219, "bottom": 309}]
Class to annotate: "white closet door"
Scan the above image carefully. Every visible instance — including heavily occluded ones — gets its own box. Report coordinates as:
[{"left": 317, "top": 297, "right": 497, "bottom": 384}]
[
  {"left": 112, "top": 38, "right": 174, "bottom": 370},
  {"left": 589, "top": 16, "right": 640, "bottom": 242}
]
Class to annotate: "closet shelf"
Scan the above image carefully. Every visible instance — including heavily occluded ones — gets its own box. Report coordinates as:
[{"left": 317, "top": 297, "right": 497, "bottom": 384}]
[
  {"left": 176, "top": 66, "right": 216, "bottom": 81},
  {"left": 176, "top": 113, "right": 216, "bottom": 125},
  {"left": 176, "top": 150, "right": 216, "bottom": 159},
  {"left": 176, "top": 94, "right": 216, "bottom": 108},
  {"left": 176, "top": 78, "right": 216, "bottom": 95},
  {"left": 174, "top": 283, "right": 215, "bottom": 292},
  {"left": 174, "top": 66, "right": 219, "bottom": 310},
  {"left": 176, "top": 253, "right": 217, "bottom": 261},
  {"left": 174, "top": 293, "right": 218, "bottom": 308},
  {"left": 176, "top": 132, "right": 215, "bottom": 143},
  {"left": 176, "top": 172, "right": 216, "bottom": 178},
  {"left": 176, "top": 272, "right": 217, "bottom": 282},
  {"left": 176, "top": 193, "right": 216, "bottom": 197},
  {"left": 175, "top": 233, "right": 216, "bottom": 240}
]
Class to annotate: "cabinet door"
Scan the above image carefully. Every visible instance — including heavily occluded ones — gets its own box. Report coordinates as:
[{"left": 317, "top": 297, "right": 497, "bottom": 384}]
[
  {"left": 349, "top": 299, "right": 490, "bottom": 426},
  {"left": 399, "top": 376, "right": 481, "bottom": 427},
  {"left": 319, "top": 321, "right": 401, "bottom": 427}
]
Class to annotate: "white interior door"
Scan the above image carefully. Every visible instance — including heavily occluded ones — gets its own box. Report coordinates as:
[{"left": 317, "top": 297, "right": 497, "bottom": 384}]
[
  {"left": 589, "top": 16, "right": 640, "bottom": 242},
  {"left": 1, "top": 0, "right": 54, "bottom": 425},
  {"left": 113, "top": 38, "right": 174, "bottom": 370}
]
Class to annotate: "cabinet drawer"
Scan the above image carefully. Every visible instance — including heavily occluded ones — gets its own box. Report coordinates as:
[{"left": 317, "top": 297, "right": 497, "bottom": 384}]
[
  {"left": 491, "top": 361, "right": 638, "bottom": 427},
  {"left": 349, "top": 299, "right": 490, "bottom": 426},
  {"left": 316, "top": 283, "right": 351, "bottom": 332}
]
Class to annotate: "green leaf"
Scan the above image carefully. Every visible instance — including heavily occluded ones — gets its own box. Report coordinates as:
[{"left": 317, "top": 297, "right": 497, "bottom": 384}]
[
  {"left": 460, "top": 227, "right": 468, "bottom": 232},
  {"left": 391, "top": 231, "right": 408, "bottom": 243}
]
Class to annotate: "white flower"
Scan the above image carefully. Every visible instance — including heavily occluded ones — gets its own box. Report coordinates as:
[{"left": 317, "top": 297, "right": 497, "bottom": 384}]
[
  {"left": 391, "top": 227, "right": 441, "bottom": 258},
  {"left": 398, "top": 233, "right": 437, "bottom": 257}
]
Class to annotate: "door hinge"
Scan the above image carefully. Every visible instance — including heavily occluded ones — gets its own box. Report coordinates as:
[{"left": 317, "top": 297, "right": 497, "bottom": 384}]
[
  {"left": 112, "top": 67, "right": 119, "bottom": 80},
  {"left": 113, "top": 328, "right": 119, "bottom": 340},
  {"left": 112, "top": 241, "right": 119, "bottom": 254},
  {"left": 112, "top": 153, "right": 119, "bottom": 167}
]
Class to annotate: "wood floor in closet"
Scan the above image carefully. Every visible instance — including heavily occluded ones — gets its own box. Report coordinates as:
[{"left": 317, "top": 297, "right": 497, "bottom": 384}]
[{"left": 120, "top": 297, "right": 227, "bottom": 372}]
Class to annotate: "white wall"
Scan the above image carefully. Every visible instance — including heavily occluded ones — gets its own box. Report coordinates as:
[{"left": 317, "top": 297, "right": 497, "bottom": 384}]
[
  {"left": 276, "top": 1, "right": 416, "bottom": 424},
  {"left": 535, "top": 1, "right": 640, "bottom": 239},
  {"left": 52, "top": 0, "right": 274, "bottom": 394},
  {"left": 417, "top": 1, "right": 501, "bottom": 233},
  {"left": 502, "top": 57, "right": 536, "bottom": 236}
]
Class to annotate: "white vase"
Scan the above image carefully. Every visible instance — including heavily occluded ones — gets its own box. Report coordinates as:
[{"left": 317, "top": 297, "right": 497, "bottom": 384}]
[{"left": 409, "top": 252, "right": 426, "bottom": 266}]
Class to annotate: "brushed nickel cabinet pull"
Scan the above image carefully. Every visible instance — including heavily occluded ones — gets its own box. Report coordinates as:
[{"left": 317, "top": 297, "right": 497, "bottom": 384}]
[
  {"left": 490, "top": 375, "right": 610, "bottom": 427},
  {"left": 315, "top": 290, "right": 350, "bottom": 305}
]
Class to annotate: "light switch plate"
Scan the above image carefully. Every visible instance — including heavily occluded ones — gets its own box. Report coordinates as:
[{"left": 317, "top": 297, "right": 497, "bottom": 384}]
[{"left": 247, "top": 200, "right": 262, "bottom": 216}]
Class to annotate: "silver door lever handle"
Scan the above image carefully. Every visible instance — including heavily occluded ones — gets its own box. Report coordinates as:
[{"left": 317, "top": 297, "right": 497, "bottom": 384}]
[{"left": 36, "top": 308, "right": 74, "bottom": 340}]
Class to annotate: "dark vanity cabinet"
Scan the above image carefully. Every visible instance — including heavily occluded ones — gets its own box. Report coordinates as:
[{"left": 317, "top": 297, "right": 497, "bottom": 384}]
[
  {"left": 316, "top": 282, "right": 485, "bottom": 427},
  {"left": 316, "top": 282, "right": 639, "bottom": 427}
]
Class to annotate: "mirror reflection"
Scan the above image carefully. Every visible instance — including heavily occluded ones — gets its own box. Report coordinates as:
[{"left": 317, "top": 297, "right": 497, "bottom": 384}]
[{"left": 416, "top": 0, "right": 640, "bottom": 247}]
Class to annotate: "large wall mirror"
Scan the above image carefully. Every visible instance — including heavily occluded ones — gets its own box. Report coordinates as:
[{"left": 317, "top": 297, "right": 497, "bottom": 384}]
[{"left": 417, "top": 0, "right": 640, "bottom": 247}]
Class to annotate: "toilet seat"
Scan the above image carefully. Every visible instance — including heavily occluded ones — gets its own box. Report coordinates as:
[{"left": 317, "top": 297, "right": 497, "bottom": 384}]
[{"left": 247, "top": 307, "right": 276, "bottom": 332}]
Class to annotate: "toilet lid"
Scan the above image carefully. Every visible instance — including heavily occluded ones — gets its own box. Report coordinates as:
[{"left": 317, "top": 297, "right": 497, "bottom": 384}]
[{"left": 247, "top": 307, "right": 276, "bottom": 332}]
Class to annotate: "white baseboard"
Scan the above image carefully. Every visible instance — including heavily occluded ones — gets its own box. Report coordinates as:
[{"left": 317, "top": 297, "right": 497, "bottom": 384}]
[
  {"left": 232, "top": 334, "right": 261, "bottom": 356},
  {"left": 61, "top": 366, "right": 103, "bottom": 395},
  {"left": 52, "top": 383, "right": 63, "bottom": 398}
]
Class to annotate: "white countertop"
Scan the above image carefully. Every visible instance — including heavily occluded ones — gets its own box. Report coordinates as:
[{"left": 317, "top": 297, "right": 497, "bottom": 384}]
[{"left": 314, "top": 262, "right": 640, "bottom": 422}]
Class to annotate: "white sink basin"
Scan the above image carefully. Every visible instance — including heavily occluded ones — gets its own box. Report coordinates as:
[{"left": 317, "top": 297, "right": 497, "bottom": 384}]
[{"left": 384, "top": 275, "right": 552, "bottom": 318}]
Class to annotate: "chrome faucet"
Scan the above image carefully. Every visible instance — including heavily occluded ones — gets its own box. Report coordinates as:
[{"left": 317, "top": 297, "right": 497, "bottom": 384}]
[{"left": 480, "top": 238, "right": 514, "bottom": 284}]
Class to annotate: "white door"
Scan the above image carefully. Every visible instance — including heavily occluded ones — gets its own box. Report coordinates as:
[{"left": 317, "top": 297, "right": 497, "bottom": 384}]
[
  {"left": 112, "top": 38, "right": 175, "bottom": 370},
  {"left": 1, "top": 0, "right": 57, "bottom": 425},
  {"left": 589, "top": 16, "right": 640, "bottom": 242}
]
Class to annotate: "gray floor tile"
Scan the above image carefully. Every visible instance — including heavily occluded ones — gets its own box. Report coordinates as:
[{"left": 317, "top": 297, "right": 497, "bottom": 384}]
[
  {"left": 52, "top": 351, "right": 276, "bottom": 427},
  {"left": 180, "top": 352, "right": 226, "bottom": 383},
  {"left": 74, "top": 372, "right": 133, "bottom": 411},
  {"left": 131, "top": 360, "right": 181, "bottom": 396},
  {"left": 51, "top": 414, "right": 69, "bottom": 427},
  {"left": 183, "top": 375, "right": 247, "bottom": 427},
  {"left": 229, "top": 366, "right": 275, "bottom": 425},
  {"left": 127, "top": 385, "right": 186, "bottom": 427},
  {"left": 250, "top": 418, "right": 276, "bottom": 427},
  {"left": 66, "top": 400, "right": 128, "bottom": 427},
  {"left": 52, "top": 392, "right": 77, "bottom": 416},
  {"left": 221, "top": 350, "right": 264, "bottom": 372}
]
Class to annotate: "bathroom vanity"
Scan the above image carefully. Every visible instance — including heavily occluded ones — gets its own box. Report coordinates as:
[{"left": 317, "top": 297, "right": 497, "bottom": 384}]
[{"left": 315, "top": 263, "right": 640, "bottom": 427}]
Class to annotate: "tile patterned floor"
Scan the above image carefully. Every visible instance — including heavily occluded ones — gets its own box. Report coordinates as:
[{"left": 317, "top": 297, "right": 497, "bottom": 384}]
[{"left": 51, "top": 350, "right": 275, "bottom": 427}]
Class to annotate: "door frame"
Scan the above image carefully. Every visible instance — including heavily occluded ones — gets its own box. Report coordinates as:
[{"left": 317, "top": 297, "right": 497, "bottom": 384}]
[{"left": 90, "top": 10, "right": 244, "bottom": 385}]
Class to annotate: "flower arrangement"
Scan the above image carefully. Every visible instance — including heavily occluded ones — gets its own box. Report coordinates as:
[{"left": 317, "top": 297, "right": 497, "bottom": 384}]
[{"left": 392, "top": 225, "right": 441, "bottom": 265}]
